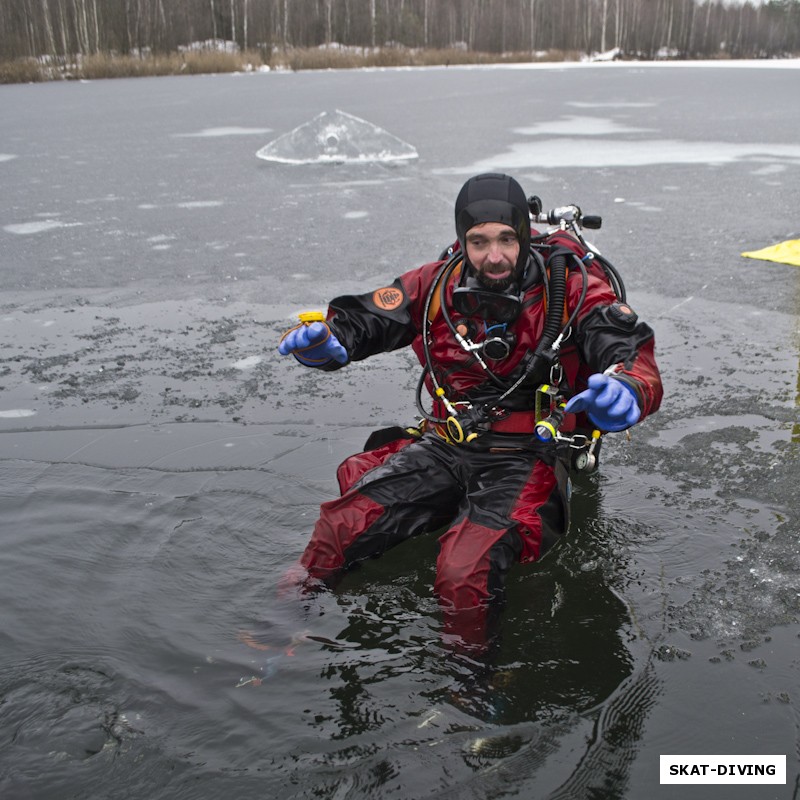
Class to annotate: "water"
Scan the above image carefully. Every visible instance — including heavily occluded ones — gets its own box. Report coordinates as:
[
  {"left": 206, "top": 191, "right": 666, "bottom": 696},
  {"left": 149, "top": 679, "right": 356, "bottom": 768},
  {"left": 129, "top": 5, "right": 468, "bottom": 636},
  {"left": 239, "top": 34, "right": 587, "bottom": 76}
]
[{"left": 1, "top": 61, "right": 800, "bottom": 799}]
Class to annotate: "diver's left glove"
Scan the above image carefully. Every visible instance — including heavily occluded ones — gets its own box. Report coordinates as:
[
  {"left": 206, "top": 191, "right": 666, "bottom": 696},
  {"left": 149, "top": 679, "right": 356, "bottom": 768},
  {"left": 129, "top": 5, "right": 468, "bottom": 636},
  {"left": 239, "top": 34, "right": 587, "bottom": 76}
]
[
  {"left": 565, "top": 373, "right": 640, "bottom": 432},
  {"left": 278, "top": 320, "right": 348, "bottom": 367}
]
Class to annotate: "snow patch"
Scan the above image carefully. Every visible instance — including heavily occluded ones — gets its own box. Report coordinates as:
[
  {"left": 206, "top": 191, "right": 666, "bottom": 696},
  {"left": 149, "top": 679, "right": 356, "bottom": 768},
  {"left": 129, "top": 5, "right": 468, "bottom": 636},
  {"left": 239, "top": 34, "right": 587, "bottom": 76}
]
[
  {"left": 567, "top": 101, "right": 656, "bottom": 109},
  {"left": 437, "top": 139, "right": 800, "bottom": 172},
  {"left": 174, "top": 127, "right": 272, "bottom": 138},
  {"left": 231, "top": 355, "right": 263, "bottom": 370},
  {"left": 4, "top": 220, "right": 82, "bottom": 235},
  {"left": 583, "top": 47, "right": 623, "bottom": 62},
  {"left": 750, "top": 164, "right": 786, "bottom": 175},
  {"left": 513, "top": 116, "right": 652, "bottom": 136}
]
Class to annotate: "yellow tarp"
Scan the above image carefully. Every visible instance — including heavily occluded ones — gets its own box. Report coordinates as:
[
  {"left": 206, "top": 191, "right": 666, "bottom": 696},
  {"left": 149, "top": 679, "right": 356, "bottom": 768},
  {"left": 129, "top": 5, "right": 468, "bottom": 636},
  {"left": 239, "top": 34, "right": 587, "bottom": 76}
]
[{"left": 741, "top": 239, "right": 800, "bottom": 267}]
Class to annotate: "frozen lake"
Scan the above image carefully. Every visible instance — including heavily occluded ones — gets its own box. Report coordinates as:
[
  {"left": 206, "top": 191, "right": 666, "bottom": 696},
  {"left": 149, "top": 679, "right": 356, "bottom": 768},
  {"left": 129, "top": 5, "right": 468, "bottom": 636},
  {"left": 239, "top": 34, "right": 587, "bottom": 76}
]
[{"left": 1, "top": 60, "right": 800, "bottom": 799}]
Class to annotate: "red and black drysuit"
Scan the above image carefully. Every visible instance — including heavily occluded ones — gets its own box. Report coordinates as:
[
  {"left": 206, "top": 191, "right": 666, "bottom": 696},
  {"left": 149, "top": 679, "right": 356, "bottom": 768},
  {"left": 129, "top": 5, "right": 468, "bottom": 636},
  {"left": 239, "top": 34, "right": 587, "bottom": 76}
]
[{"left": 297, "top": 231, "right": 662, "bottom": 646}]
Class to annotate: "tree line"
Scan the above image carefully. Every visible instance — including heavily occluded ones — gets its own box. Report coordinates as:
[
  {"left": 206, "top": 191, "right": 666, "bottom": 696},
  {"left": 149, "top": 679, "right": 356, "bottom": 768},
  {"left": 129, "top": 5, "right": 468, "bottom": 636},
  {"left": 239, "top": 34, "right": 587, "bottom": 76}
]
[{"left": 2, "top": 0, "right": 799, "bottom": 64}]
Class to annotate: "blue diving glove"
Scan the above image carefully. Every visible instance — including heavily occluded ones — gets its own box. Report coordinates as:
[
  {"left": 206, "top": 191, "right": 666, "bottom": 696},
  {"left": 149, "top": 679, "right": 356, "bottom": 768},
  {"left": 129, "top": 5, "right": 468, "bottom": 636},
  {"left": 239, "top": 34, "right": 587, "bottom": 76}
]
[
  {"left": 564, "top": 373, "right": 640, "bottom": 432},
  {"left": 278, "top": 319, "right": 348, "bottom": 367}
]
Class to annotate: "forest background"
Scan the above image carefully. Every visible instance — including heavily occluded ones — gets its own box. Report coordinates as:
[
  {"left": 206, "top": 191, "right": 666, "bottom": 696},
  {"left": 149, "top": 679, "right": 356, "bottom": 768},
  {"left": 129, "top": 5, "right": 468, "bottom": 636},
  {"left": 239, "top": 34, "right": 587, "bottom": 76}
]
[{"left": 2, "top": 0, "right": 800, "bottom": 83}]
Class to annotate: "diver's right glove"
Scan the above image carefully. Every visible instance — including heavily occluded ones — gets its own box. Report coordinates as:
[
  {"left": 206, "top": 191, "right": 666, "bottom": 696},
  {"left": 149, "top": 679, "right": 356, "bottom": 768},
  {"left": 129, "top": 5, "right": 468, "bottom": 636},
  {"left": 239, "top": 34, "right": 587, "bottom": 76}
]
[{"left": 278, "top": 320, "right": 348, "bottom": 367}]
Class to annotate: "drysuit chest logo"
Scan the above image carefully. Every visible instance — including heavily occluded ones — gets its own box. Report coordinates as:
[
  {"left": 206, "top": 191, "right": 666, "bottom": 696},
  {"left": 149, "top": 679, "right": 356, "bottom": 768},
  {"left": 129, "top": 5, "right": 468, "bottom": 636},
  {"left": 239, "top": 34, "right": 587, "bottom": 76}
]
[{"left": 373, "top": 287, "right": 404, "bottom": 311}]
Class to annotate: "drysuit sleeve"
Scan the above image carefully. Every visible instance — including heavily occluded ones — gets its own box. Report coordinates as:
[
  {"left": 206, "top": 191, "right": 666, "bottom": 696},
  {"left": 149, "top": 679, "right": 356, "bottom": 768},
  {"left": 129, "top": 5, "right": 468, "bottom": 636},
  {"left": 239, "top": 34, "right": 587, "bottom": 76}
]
[
  {"left": 323, "top": 262, "right": 441, "bottom": 367},
  {"left": 574, "top": 295, "right": 663, "bottom": 421}
]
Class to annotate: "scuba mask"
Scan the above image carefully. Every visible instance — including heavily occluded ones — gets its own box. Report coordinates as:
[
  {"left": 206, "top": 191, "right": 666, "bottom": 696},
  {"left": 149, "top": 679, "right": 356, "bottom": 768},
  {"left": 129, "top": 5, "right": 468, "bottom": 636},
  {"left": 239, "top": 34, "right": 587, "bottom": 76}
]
[{"left": 451, "top": 275, "right": 523, "bottom": 324}]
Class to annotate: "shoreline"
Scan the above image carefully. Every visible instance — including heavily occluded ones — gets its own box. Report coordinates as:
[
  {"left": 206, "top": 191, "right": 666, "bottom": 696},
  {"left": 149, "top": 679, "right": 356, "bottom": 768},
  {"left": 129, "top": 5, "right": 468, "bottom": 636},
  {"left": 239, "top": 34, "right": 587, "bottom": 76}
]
[{"left": 3, "top": 47, "right": 800, "bottom": 85}]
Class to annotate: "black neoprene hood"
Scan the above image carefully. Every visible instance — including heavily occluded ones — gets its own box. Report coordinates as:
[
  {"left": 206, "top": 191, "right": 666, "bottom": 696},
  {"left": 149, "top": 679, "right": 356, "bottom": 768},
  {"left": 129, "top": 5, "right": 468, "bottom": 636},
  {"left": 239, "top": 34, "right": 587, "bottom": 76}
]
[{"left": 454, "top": 173, "right": 531, "bottom": 273}]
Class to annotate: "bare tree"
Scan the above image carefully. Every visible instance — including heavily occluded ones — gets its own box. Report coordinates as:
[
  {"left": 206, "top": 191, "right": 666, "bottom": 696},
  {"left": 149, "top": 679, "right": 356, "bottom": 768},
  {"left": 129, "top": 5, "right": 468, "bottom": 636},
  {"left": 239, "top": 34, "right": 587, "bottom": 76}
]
[{"left": 2, "top": 0, "right": 800, "bottom": 68}]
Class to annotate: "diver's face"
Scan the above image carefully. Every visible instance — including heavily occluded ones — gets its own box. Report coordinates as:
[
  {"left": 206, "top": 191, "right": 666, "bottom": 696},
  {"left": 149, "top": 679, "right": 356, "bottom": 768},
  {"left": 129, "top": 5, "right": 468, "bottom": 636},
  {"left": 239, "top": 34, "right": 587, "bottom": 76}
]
[{"left": 464, "top": 222, "right": 520, "bottom": 290}]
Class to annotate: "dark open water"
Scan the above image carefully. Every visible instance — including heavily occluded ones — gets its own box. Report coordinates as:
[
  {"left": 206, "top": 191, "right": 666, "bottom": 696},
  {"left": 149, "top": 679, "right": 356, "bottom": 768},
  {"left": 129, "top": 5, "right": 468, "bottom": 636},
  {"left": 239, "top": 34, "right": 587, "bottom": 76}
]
[{"left": 1, "top": 61, "right": 799, "bottom": 799}]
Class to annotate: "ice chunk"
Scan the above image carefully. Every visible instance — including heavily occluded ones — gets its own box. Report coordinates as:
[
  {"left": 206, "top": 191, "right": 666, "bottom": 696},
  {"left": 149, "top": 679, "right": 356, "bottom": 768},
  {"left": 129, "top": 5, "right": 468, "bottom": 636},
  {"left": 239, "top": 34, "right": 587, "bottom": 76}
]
[
  {"left": 256, "top": 110, "right": 418, "bottom": 165},
  {"left": 0, "top": 409, "right": 37, "bottom": 418},
  {"left": 231, "top": 355, "right": 263, "bottom": 370}
]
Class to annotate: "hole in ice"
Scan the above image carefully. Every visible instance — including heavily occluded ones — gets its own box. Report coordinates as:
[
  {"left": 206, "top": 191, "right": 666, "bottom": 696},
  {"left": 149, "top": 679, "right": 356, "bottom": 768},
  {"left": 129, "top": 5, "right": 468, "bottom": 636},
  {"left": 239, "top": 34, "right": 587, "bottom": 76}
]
[{"left": 256, "top": 110, "right": 418, "bottom": 165}]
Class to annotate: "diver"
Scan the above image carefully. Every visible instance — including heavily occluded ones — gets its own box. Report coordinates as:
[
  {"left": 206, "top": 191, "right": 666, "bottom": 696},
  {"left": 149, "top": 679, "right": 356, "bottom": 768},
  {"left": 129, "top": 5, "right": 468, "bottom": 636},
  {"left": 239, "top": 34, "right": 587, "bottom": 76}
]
[{"left": 278, "top": 172, "right": 663, "bottom": 650}]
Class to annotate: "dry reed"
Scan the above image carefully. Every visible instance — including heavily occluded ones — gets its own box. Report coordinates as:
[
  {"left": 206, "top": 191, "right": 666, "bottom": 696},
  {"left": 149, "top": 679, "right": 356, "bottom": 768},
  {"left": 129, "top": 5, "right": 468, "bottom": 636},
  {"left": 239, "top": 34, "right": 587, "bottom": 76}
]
[{"left": 0, "top": 46, "right": 581, "bottom": 84}]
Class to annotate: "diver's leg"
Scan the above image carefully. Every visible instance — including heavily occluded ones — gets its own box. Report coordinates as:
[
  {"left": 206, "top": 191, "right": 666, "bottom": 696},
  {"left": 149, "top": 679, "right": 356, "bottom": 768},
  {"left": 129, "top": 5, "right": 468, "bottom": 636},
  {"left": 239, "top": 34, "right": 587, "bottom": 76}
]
[
  {"left": 434, "top": 451, "right": 569, "bottom": 648},
  {"left": 335, "top": 431, "right": 418, "bottom": 495},
  {"left": 300, "top": 435, "right": 462, "bottom": 584}
]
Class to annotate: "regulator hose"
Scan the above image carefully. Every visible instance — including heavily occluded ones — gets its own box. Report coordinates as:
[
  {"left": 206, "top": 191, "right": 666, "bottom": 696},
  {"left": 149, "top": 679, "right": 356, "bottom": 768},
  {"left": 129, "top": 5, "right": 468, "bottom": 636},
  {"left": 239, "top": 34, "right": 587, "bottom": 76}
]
[
  {"left": 416, "top": 254, "right": 460, "bottom": 424},
  {"left": 489, "top": 251, "right": 588, "bottom": 409},
  {"left": 415, "top": 246, "right": 586, "bottom": 424},
  {"left": 591, "top": 251, "right": 626, "bottom": 303},
  {"left": 535, "top": 251, "right": 568, "bottom": 362},
  {"left": 438, "top": 259, "right": 509, "bottom": 391}
]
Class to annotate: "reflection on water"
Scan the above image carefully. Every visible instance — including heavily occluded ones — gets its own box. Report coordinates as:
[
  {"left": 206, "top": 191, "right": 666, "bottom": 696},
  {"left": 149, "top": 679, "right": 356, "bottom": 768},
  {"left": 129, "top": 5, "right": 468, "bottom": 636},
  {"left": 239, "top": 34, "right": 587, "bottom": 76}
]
[
  {"left": 0, "top": 441, "right": 662, "bottom": 800},
  {"left": 3, "top": 360, "right": 800, "bottom": 798},
  {"left": 3, "top": 407, "right": 799, "bottom": 798}
]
